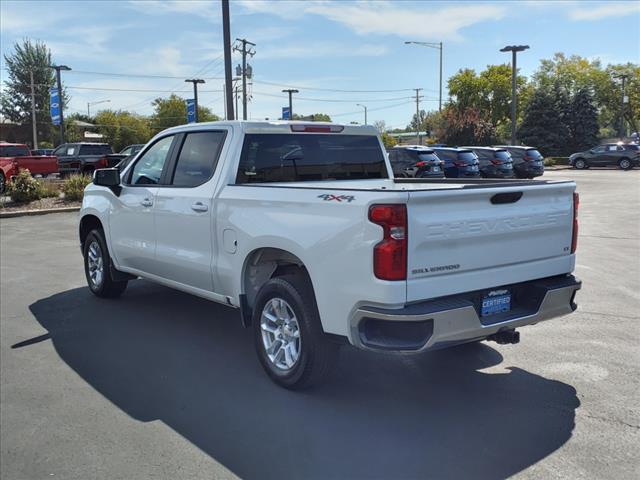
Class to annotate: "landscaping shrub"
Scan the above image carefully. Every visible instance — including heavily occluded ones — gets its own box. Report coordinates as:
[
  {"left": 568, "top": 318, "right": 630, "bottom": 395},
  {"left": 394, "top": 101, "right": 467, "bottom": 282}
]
[
  {"left": 62, "top": 174, "right": 92, "bottom": 201},
  {"left": 5, "top": 169, "right": 44, "bottom": 203},
  {"left": 38, "top": 180, "right": 60, "bottom": 198}
]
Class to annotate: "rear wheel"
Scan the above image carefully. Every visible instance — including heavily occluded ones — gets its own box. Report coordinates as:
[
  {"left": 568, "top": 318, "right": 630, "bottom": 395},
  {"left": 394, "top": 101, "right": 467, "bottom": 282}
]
[
  {"left": 83, "top": 229, "right": 128, "bottom": 298},
  {"left": 618, "top": 158, "right": 632, "bottom": 170},
  {"left": 574, "top": 158, "right": 587, "bottom": 170},
  {"left": 253, "top": 273, "right": 337, "bottom": 389}
]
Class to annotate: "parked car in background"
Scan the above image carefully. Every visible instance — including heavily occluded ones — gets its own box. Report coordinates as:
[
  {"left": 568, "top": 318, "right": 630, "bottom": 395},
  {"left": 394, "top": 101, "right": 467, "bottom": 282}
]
[
  {"left": 387, "top": 145, "right": 444, "bottom": 178},
  {"left": 0, "top": 142, "right": 59, "bottom": 192},
  {"left": 495, "top": 146, "right": 545, "bottom": 178},
  {"left": 569, "top": 143, "right": 639, "bottom": 170},
  {"left": 118, "top": 144, "right": 145, "bottom": 156},
  {"left": 31, "top": 148, "right": 54, "bottom": 156},
  {"left": 431, "top": 147, "right": 481, "bottom": 178},
  {"left": 462, "top": 146, "right": 515, "bottom": 179},
  {"left": 53, "top": 143, "right": 114, "bottom": 176}
]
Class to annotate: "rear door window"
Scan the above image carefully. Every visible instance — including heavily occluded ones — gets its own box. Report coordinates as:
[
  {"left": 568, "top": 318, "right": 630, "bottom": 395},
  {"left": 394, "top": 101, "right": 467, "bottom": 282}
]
[
  {"left": 495, "top": 151, "right": 512, "bottom": 161},
  {"left": 79, "top": 144, "right": 113, "bottom": 155},
  {"left": 236, "top": 134, "right": 387, "bottom": 183},
  {"left": 171, "top": 131, "right": 226, "bottom": 187}
]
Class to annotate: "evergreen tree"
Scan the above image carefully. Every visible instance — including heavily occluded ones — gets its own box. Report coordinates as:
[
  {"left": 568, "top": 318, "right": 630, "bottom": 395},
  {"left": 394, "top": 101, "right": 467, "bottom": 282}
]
[
  {"left": 518, "top": 88, "right": 567, "bottom": 156},
  {"left": 569, "top": 88, "right": 599, "bottom": 152}
]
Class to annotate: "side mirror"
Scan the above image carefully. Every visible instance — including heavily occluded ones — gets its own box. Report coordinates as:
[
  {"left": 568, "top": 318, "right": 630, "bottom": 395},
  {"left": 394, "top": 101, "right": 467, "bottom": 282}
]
[{"left": 93, "top": 168, "right": 121, "bottom": 196}]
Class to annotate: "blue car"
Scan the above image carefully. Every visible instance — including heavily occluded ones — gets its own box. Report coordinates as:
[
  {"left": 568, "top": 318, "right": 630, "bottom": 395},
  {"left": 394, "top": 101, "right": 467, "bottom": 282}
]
[{"left": 431, "top": 147, "right": 481, "bottom": 178}]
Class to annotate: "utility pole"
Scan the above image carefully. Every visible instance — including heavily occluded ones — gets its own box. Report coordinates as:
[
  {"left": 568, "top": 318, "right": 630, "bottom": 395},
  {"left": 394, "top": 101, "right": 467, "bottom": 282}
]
[
  {"left": 29, "top": 70, "right": 38, "bottom": 150},
  {"left": 235, "top": 84, "right": 240, "bottom": 118},
  {"left": 50, "top": 64, "right": 71, "bottom": 145},
  {"left": 500, "top": 45, "right": 529, "bottom": 145},
  {"left": 185, "top": 79, "right": 205, "bottom": 122},
  {"left": 404, "top": 41, "right": 443, "bottom": 111},
  {"left": 414, "top": 88, "right": 423, "bottom": 145},
  {"left": 233, "top": 38, "right": 256, "bottom": 120},
  {"left": 221, "top": 0, "right": 234, "bottom": 120},
  {"left": 282, "top": 89, "right": 299, "bottom": 119},
  {"left": 356, "top": 103, "right": 368, "bottom": 125},
  {"left": 614, "top": 73, "right": 629, "bottom": 139}
]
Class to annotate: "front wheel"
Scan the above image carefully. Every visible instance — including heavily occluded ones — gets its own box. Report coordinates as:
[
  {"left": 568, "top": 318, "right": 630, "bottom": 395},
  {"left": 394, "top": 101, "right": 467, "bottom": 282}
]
[
  {"left": 253, "top": 274, "right": 337, "bottom": 389},
  {"left": 83, "top": 229, "right": 128, "bottom": 298},
  {"left": 619, "top": 158, "right": 632, "bottom": 170},
  {"left": 574, "top": 158, "right": 587, "bottom": 170}
]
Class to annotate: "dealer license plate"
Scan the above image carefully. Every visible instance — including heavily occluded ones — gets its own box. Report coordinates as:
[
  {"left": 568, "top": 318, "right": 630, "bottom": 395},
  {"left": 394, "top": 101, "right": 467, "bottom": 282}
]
[{"left": 481, "top": 290, "right": 511, "bottom": 316}]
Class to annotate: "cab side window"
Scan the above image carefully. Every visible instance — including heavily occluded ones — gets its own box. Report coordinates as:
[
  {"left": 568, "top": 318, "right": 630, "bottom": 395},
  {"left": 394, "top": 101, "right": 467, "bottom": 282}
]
[
  {"left": 129, "top": 136, "right": 174, "bottom": 185},
  {"left": 171, "top": 131, "right": 226, "bottom": 187}
]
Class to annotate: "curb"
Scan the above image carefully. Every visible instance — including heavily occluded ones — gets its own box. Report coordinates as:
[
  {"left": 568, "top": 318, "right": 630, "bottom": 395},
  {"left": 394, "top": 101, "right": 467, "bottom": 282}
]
[{"left": 0, "top": 206, "right": 81, "bottom": 219}]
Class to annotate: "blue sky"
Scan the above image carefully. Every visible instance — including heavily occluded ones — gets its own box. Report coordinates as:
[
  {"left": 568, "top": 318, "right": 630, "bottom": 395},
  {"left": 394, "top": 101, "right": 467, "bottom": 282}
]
[{"left": 1, "top": 0, "right": 639, "bottom": 128}]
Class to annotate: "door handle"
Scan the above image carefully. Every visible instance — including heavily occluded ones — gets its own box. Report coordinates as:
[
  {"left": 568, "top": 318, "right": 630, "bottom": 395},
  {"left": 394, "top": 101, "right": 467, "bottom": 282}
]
[
  {"left": 191, "top": 201, "right": 208, "bottom": 212},
  {"left": 141, "top": 198, "right": 153, "bottom": 207}
]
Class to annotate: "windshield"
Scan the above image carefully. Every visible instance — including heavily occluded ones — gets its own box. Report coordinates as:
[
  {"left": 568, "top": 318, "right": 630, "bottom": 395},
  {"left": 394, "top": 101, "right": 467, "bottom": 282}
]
[
  {"left": 417, "top": 153, "right": 440, "bottom": 162},
  {"left": 0, "top": 145, "right": 30, "bottom": 157},
  {"left": 458, "top": 151, "right": 478, "bottom": 162},
  {"left": 236, "top": 134, "right": 388, "bottom": 183}
]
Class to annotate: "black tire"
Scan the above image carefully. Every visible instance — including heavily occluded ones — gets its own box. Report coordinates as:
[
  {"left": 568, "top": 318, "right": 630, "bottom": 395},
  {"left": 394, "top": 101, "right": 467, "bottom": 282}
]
[
  {"left": 0, "top": 172, "right": 5, "bottom": 194},
  {"left": 252, "top": 273, "right": 337, "bottom": 389},
  {"left": 574, "top": 158, "right": 587, "bottom": 170},
  {"left": 83, "top": 229, "right": 128, "bottom": 298},
  {"left": 618, "top": 158, "right": 632, "bottom": 170}
]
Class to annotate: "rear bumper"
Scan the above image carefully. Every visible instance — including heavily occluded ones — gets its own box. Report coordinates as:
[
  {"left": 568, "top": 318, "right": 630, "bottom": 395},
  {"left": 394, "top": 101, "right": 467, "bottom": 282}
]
[{"left": 350, "top": 274, "right": 581, "bottom": 352}]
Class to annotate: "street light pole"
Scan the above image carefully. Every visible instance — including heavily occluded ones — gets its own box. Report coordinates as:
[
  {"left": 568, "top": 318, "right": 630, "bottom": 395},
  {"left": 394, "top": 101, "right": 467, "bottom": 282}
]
[
  {"left": 49, "top": 64, "right": 71, "bottom": 145},
  {"left": 87, "top": 99, "right": 110, "bottom": 117},
  {"left": 185, "top": 79, "right": 205, "bottom": 122},
  {"left": 282, "top": 89, "right": 299, "bottom": 119},
  {"left": 404, "top": 41, "right": 443, "bottom": 111},
  {"left": 500, "top": 45, "right": 529, "bottom": 145},
  {"left": 356, "top": 103, "right": 368, "bottom": 125},
  {"left": 614, "top": 73, "right": 629, "bottom": 139}
]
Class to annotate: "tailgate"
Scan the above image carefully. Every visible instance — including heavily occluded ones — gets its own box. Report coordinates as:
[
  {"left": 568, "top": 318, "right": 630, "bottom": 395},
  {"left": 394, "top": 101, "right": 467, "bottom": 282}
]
[{"left": 406, "top": 182, "right": 576, "bottom": 302}]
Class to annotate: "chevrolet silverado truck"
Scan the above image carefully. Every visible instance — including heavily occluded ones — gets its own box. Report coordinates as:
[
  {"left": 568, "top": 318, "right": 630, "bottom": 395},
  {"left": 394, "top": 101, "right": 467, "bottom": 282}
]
[
  {"left": 0, "top": 142, "right": 59, "bottom": 192},
  {"left": 79, "top": 121, "right": 581, "bottom": 389}
]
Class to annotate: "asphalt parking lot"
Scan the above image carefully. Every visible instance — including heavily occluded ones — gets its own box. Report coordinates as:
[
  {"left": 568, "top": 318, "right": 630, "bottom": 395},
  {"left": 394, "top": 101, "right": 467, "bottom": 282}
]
[{"left": 1, "top": 169, "right": 638, "bottom": 480}]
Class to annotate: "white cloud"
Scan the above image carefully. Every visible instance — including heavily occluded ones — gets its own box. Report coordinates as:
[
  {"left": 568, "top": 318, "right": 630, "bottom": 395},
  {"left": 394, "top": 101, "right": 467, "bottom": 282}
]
[
  {"left": 260, "top": 41, "right": 389, "bottom": 59},
  {"left": 568, "top": 1, "right": 640, "bottom": 21},
  {"left": 304, "top": 1, "right": 506, "bottom": 42},
  {"left": 236, "top": 0, "right": 309, "bottom": 20},
  {"left": 127, "top": 0, "right": 219, "bottom": 21}
]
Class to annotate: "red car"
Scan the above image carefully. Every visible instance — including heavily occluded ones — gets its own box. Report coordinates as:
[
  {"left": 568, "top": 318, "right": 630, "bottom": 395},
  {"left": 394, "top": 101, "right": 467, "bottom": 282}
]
[{"left": 0, "top": 143, "right": 59, "bottom": 192}]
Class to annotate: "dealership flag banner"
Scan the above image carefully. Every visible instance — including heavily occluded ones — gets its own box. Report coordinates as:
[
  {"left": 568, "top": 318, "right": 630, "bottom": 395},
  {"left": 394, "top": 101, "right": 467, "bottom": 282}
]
[{"left": 50, "top": 87, "right": 61, "bottom": 126}]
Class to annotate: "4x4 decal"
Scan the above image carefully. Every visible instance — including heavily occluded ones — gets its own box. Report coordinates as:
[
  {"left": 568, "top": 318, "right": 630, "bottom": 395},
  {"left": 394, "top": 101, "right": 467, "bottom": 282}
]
[{"left": 317, "top": 194, "right": 355, "bottom": 203}]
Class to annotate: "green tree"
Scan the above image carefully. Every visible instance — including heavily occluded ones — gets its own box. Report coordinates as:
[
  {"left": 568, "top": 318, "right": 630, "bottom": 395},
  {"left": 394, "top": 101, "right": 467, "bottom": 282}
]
[
  {"left": 568, "top": 88, "right": 599, "bottom": 151},
  {"left": 441, "top": 107, "right": 497, "bottom": 146},
  {"left": 518, "top": 87, "right": 569, "bottom": 156},
  {"left": 0, "top": 39, "right": 67, "bottom": 146},
  {"left": 94, "top": 110, "right": 152, "bottom": 151},
  {"left": 151, "top": 94, "right": 219, "bottom": 130},
  {"left": 291, "top": 113, "right": 332, "bottom": 121},
  {"left": 448, "top": 65, "right": 527, "bottom": 127}
]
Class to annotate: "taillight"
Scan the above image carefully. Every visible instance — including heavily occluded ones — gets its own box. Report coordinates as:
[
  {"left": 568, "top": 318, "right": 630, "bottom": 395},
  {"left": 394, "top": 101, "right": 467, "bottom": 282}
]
[
  {"left": 490, "top": 159, "right": 502, "bottom": 165},
  {"left": 98, "top": 156, "right": 108, "bottom": 168},
  {"left": 414, "top": 161, "right": 426, "bottom": 167},
  {"left": 369, "top": 204, "right": 407, "bottom": 281},
  {"left": 453, "top": 161, "right": 466, "bottom": 167},
  {"left": 571, "top": 192, "right": 579, "bottom": 254},
  {"left": 523, "top": 155, "right": 531, "bottom": 161}
]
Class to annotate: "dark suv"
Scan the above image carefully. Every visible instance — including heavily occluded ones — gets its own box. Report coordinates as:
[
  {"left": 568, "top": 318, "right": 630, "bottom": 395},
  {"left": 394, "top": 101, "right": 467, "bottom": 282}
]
[
  {"left": 462, "top": 146, "right": 515, "bottom": 178},
  {"left": 569, "top": 143, "right": 639, "bottom": 170},
  {"left": 387, "top": 146, "right": 444, "bottom": 178},
  {"left": 495, "top": 146, "right": 545, "bottom": 178},
  {"left": 431, "top": 147, "right": 481, "bottom": 178}
]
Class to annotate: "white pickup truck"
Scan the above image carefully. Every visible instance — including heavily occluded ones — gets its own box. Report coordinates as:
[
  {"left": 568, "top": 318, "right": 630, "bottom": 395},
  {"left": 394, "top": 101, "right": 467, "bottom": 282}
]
[{"left": 79, "top": 121, "right": 581, "bottom": 389}]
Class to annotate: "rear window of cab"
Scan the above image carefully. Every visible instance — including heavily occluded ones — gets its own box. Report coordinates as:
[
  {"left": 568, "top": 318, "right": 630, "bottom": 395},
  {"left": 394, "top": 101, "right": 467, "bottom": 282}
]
[{"left": 236, "top": 133, "right": 388, "bottom": 183}]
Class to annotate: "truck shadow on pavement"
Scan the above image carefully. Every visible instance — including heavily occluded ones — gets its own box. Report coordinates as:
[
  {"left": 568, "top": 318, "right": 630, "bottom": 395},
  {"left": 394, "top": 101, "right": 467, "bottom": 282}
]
[{"left": 27, "top": 281, "right": 580, "bottom": 480}]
